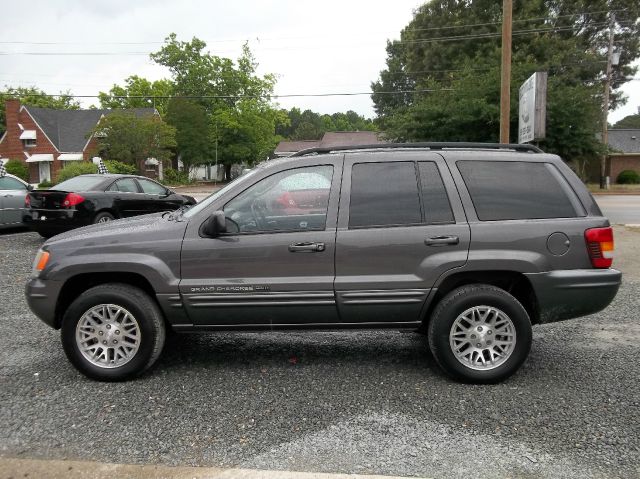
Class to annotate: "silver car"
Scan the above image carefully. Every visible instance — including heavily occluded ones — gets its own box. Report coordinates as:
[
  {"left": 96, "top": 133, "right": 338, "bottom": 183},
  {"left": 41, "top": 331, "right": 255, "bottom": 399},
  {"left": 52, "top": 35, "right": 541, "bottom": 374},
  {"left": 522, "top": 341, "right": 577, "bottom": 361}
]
[{"left": 0, "top": 173, "right": 31, "bottom": 229}]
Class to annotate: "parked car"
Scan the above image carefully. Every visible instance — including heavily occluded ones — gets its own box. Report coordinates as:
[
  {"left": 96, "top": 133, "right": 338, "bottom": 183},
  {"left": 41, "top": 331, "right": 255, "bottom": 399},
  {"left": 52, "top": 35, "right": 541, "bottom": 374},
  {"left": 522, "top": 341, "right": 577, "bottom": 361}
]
[
  {"left": 23, "top": 174, "right": 197, "bottom": 238},
  {"left": 25, "top": 143, "right": 621, "bottom": 383},
  {"left": 0, "top": 173, "right": 32, "bottom": 230}
]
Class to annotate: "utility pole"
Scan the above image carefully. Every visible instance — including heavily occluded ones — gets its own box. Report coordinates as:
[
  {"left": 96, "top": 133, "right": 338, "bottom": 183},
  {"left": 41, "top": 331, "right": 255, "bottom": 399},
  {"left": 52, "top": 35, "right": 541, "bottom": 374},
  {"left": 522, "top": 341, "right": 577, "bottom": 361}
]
[
  {"left": 500, "top": 0, "right": 513, "bottom": 144},
  {"left": 600, "top": 13, "right": 615, "bottom": 190}
]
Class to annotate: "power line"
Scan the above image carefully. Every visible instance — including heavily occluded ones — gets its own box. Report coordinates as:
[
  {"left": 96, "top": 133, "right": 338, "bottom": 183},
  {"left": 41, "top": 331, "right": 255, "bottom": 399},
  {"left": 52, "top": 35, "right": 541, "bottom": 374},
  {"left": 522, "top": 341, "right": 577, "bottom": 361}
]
[
  {"left": 0, "top": 89, "right": 456, "bottom": 100},
  {"left": 0, "top": 17, "right": 631, "bottom": 55},
  {"left": 0, "top": 9, "right": 628, "bottom": 46}
]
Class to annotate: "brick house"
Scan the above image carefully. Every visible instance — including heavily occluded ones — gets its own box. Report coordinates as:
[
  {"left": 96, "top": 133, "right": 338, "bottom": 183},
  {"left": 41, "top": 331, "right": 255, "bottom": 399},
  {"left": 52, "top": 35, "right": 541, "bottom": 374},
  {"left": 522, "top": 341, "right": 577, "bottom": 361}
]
[
  {"left": 606, "top": 129, "right": 640, "bottom": 183},
  {"left": 0, "top": 99, "right": 157, "bottom": 183}
]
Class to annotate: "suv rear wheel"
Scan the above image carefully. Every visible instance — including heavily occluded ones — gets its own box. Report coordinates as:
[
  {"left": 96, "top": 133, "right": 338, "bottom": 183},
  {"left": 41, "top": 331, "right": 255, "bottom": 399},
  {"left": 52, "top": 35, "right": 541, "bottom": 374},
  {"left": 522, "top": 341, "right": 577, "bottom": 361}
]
[
  {"left": 61, "top": 284, "right": 165, "bottom": 381},
  {"left": 428, "top": 284, "right": 532, "bottom": 383}
]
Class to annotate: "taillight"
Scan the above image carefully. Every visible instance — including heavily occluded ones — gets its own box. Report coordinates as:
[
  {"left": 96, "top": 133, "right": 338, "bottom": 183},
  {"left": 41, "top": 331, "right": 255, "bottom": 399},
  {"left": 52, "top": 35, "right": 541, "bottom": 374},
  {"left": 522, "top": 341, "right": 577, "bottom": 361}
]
[
  {"left": 25, "top": 195, "right": 30, "bottom": 207},
  {"left": 62, "top": 193, "right": 85, "bottom": 207},
  {"left": 585, "top": 227, "right": 614, "bottom": 268}
]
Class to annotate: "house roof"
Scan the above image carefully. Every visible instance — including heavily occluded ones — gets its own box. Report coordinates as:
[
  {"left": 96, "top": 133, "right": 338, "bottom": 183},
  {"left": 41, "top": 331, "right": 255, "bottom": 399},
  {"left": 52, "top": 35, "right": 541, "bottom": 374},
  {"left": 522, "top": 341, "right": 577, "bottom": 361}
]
[
  {"left": 24, "top": 106, "right": 156, "bottom": 152},
  {"left": 274, "top": 140, "right": 321, "bottom": 154},
  {"left": 274, "top": 131, "right": 385, "bottom": 156},
  {"left": 608, "top": 129, "right": 640, "bottom": 154},
  {"left": 319, "top": 131, "right": 385, "bottom": 148}
]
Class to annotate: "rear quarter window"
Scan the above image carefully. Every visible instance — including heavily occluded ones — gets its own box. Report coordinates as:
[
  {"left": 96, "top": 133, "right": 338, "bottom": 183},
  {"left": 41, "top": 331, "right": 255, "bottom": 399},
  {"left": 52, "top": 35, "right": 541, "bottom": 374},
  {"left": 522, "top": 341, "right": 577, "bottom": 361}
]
[{"left": 457, "top": 160, "right": 581, "bottom": 221}]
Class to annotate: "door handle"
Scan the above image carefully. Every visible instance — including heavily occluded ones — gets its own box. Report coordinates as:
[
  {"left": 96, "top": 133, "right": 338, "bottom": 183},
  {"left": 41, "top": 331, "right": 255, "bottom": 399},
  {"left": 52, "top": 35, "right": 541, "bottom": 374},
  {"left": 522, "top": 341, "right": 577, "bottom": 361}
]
[
  {"left": 425, "top": 235, "right": 459, "bottom": 246},
  {"left": 288, "top": 242, "right": 326, "bottom": 253}
]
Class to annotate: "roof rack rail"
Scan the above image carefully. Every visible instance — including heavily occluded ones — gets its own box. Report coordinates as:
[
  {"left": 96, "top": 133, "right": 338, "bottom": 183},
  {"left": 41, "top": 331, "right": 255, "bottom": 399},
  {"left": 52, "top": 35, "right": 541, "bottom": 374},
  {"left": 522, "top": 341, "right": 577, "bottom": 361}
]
[{"left": 290, "top": 142, "right": 543, "bottom": 157}]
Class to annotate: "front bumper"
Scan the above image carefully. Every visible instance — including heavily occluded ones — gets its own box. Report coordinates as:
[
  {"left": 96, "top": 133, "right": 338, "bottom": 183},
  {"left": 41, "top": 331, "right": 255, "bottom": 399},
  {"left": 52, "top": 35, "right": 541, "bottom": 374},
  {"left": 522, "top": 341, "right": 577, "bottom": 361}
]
[
  {"left": 25, "top": 277, "right": 64, "bottom": 328},
  {"left": 524, "top": 269, "right": 622, "bottom": 324}
]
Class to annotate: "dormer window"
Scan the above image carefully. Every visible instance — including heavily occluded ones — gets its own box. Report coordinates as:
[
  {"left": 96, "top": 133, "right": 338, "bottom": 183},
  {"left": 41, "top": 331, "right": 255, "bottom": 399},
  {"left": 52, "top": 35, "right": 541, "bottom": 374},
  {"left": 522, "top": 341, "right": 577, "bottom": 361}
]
[{"left": 19, "top": 130, "right": 37, "bottom": 148}]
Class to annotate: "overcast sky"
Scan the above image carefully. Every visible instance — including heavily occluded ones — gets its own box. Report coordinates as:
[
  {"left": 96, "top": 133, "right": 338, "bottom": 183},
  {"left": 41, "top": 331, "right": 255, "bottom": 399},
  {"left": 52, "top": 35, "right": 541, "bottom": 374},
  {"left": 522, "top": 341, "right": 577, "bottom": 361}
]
[{"left": 0, "top": 0, "right": 637, "bottom": 123}]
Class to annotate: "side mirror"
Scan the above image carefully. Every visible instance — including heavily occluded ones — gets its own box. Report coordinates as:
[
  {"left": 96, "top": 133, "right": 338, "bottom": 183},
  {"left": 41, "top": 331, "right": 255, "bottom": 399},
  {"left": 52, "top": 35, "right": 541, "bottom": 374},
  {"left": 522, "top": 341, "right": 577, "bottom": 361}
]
[
  {"left": 203, "top": 210, "right": 227, "bottom": 237},
  {"left": 27, "top": 184, "right": 34, "bottom": 191}
]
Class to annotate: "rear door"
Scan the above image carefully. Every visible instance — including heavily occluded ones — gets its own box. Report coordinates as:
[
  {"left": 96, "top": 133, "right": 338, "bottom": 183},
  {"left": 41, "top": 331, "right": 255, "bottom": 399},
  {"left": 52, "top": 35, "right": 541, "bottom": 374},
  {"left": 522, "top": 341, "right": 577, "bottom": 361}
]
[
  {"left": 335, "top": 151, "right": 470, "bottom": 324},
  {"left": 179, "top": 157, "right": 342, "bottom": 326}
]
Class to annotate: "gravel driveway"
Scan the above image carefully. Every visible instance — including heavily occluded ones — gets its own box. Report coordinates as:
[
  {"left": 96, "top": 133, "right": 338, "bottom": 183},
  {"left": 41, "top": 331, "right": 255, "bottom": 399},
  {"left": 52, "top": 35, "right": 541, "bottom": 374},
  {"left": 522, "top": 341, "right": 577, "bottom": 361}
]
[{"left": 0, "top": 229, "right": 638, "bottom": 479}]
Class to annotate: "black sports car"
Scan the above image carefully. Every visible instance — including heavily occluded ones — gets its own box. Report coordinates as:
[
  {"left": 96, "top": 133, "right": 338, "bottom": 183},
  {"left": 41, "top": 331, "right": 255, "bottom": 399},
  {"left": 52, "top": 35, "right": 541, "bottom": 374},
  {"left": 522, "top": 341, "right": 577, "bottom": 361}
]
[{"left": 23, "top": 174, "right": 197, "bottom": 238}]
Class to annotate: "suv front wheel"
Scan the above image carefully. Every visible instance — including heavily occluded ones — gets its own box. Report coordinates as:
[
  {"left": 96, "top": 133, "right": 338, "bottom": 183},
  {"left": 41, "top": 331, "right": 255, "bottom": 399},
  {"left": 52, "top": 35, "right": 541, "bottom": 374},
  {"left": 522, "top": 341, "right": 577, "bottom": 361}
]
[
  {"left": 61, "top": 284, "right": 166, "bottom": 381},
  {"left": 428, "top": 284, "right": 532, "bottom": 383}
]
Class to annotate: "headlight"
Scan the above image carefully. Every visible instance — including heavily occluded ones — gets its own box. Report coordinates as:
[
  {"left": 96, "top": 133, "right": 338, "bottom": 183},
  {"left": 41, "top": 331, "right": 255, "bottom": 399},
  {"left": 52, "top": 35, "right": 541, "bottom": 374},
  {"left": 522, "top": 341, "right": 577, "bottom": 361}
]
[{"left": 32, "top": 249, "right": 50, "bottom": 277}]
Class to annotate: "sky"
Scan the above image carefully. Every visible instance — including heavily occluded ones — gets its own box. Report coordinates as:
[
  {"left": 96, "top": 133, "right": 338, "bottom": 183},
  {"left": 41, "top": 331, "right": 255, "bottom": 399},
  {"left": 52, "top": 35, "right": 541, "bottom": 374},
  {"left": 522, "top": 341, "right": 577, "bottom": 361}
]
[{"left": 0, "top": 0, "right": 637, "bottom": 124}]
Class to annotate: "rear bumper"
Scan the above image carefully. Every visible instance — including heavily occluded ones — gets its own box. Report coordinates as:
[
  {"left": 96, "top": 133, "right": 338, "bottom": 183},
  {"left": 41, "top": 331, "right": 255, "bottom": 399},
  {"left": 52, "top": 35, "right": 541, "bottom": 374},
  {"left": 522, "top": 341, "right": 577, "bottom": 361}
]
[
  {"left": 23, "top": 209, "right": 90, "bottom": 235},
  {"left": 525, "top": 269, "right": 622, "bottom": 324}
]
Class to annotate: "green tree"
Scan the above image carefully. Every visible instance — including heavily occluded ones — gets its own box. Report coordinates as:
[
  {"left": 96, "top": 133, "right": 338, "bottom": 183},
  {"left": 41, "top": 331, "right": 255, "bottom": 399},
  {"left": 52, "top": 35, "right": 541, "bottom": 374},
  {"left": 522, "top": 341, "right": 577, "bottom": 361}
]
[
  {"left": 214, "top": 100, "right": 288, "bottom": 179},
  {"left": 165, "top": 98, "right": 211, "bottom": 174},
  {"left": 151, "top": 34, "right": 283, "bottom": 179},
  {"left": 613, "top": 114, "right": 640, "bottom": 129},
  {"left": 275, "top": 108, "right": 377, "bottom": 140},
  {"left": 372, "top": 0, "right": 640, "bottom": 161},
  {"left": 98, "top": 76, "right": 174, "bottom": 117},
  {"left": 90, "top": 112, "right": 176, "bottom": 172},
  {"left": 0, "top": 86, "right": 80, "bottom": 136}
]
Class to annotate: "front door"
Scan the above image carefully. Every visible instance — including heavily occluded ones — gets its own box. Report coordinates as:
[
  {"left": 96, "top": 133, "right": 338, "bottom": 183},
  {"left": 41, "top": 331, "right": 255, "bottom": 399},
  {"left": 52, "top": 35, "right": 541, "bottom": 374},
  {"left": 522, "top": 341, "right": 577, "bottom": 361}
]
[
  {"left": 334, "top": 151, "right": 470, "bottom": 324},
  {"left": 38, "top": 162, "right": 51, "bottom": 183},
  {"left": 179, "top": 160, "right": 343, "bottom": 326}
]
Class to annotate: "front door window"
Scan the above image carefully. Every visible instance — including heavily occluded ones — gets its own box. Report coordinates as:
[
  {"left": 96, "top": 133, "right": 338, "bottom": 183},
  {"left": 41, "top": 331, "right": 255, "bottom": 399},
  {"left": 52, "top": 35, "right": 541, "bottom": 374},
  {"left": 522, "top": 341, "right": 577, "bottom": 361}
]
[{"left": 38, "top": 162, "right": 51, "bottom": 183}]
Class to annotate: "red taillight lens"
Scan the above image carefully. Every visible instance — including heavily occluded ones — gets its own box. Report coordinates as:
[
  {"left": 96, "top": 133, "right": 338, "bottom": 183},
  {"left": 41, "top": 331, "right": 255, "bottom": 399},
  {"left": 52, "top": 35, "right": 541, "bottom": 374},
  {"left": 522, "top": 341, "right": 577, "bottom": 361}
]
[
  {"left": 62, "top": 193, "right": 85, "bottom": 207},
  {"left": 25, "top": 195, "right": 30, "bottom": 207},
  {"left": 585, "top": 227, "right": 614, "bottom": 268}
]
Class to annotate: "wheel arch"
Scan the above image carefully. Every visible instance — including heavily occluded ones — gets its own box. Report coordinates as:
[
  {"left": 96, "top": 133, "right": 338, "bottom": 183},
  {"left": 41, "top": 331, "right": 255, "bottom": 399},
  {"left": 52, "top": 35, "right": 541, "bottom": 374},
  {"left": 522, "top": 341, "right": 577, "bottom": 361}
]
[
  {"left": 54, "top": 272, "right": 159, "bottom": 329},
  {"left": 423, "top": 270, "right": 539, "bottom": 327}
]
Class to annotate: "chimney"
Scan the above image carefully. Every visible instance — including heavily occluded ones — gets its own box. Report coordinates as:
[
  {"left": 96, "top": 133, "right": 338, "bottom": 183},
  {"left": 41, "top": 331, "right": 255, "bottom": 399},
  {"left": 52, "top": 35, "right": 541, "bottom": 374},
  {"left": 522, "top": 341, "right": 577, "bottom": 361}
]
[{"left": 4, "top": 99, "right": 20, "bottom": 131}]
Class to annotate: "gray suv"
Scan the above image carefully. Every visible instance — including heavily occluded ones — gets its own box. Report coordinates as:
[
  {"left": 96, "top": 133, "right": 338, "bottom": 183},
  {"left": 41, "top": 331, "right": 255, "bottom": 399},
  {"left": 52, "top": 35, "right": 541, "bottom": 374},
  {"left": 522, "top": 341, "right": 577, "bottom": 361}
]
[{"left": 25, "top": 143, "right": 621, "bottom": 383}]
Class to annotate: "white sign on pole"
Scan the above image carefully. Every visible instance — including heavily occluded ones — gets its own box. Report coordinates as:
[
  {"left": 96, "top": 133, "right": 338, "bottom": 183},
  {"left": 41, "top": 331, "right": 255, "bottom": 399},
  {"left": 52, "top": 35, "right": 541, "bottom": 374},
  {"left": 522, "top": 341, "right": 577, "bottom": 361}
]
[{"left": 518, "top": 72, "right": 547, "bottom": 144}]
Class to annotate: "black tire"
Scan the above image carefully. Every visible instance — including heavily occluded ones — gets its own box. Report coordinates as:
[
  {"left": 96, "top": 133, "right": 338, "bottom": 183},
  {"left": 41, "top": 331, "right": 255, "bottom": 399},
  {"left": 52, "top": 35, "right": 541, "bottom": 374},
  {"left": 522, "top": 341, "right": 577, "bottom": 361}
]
[
  {"left": 427, "top": 284, "right": 532, "bottom": 384},
  {"left": 93, "top": 211, "right": 115, "bottom": 224},
  {"left": 38, "top": 231, "right": 55, "bottom": 239},
  {"left": 61, "top": 283, "right": 166, "bottom": 381}
]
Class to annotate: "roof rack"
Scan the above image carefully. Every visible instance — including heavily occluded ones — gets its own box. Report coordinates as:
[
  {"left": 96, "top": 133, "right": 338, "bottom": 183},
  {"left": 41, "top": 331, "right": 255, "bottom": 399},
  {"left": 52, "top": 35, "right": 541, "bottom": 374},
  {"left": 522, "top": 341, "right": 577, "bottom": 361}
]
[{"left": 290, "top": 142, "right": 543, "bottom": 157}]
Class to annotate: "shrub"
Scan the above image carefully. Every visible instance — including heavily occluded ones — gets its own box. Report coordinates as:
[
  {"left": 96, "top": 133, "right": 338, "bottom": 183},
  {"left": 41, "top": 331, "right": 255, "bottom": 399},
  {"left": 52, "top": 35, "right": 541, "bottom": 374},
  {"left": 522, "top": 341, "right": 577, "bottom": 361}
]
[
  {"left": 617, "top": 169, "right": 640, "bottom": 184},
  {"left": 104, "top": 160, "right": 137, "bottom": 175},
  {"left": 162, "top": 168, "right": 191, "bottom": 185},
  {"left": 37, "top": 180, "right": 54, "bottom": 189},
  {"left": 55, "top": 161, "right": 97, "bottom": 183},
  {"left": 4, "top": 159, "right": 29, "bottom": 181}
]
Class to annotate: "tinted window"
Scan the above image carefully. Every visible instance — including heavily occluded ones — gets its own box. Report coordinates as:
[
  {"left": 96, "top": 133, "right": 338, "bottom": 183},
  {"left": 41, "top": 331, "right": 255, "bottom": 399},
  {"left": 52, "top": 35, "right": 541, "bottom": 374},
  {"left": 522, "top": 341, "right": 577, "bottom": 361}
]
[
  {"left": 0, "top": 177, "right": 26, "bottom": 190},
  {"left": 224, "top": 165, "right": 333, "bottom": 233},
  {"left": 457, "top": 161, "right": 579, "bottom": 221},
  {"left": 111, "top": 178, "right": 139, "bottom": 193},
  {"left": 419, "top": 162, "right": 454, "bottom": 223},
  {"left": 138, "top": 178, "right": 167, "bottom": 195},
  {"left": 349, "top": 162, "right": 421, "bottom": 228},
  {"left": 54, "top": 175, "right": 106, "bottom": 192}
]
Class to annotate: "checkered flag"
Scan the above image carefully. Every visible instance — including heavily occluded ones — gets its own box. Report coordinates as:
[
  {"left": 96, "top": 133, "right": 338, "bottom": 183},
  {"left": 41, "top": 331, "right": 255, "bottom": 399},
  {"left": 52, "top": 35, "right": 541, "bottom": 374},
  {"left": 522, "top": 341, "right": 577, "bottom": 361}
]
[
  {"left": 0, "top": 161, "right": 6, "bottom": 178},
  {"left": 96, "top": 158, "right": 109, "bottom": 175}
]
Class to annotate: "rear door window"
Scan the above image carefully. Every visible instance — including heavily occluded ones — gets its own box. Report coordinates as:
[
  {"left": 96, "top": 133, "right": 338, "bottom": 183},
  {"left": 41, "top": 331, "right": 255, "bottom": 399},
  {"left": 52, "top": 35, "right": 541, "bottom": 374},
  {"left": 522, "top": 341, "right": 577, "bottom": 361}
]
[
  {"left": 349, "top": 162, "right": 421, "bottom": 228},
  {"left": 419, "top": 162, "right": 454, "bottom": 224},
  {"left": 457, "top": 161, "right": 580, "bottom": 220}
]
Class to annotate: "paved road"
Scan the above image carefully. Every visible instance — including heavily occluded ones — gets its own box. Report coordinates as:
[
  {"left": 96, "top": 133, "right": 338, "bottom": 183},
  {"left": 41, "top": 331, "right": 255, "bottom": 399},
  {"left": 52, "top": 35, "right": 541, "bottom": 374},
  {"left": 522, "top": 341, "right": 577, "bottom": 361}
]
[
  {"left": 1, "top": 231, "right": 639, "bottom": 479},
  {"left": 594, "top": 195, "right": 640, "bottom": 225}
]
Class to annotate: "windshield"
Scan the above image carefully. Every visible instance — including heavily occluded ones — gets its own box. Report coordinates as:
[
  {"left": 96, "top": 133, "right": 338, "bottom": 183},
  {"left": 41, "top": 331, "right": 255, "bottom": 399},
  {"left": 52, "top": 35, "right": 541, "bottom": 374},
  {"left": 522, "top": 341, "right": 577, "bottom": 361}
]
[
  {"left": 182, "top": 169, "right": 261, "bottom": 218},
  {"left": 54, "top": 175, "right": 106, "bottom": 192}
]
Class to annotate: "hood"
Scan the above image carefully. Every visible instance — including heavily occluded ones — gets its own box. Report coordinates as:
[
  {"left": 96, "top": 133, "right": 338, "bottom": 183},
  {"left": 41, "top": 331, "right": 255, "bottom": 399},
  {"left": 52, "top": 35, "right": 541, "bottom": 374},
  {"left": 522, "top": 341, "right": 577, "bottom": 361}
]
[{"left": 44, "top": 212, "right": 188, "bottom": 249}]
